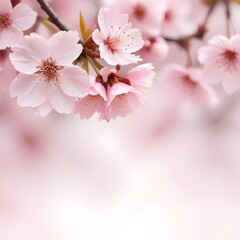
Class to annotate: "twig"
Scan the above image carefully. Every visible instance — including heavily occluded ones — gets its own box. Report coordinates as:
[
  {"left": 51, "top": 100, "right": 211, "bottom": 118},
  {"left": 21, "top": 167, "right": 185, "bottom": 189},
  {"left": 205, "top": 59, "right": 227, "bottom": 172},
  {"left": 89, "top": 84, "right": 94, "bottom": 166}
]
[{"left": 36, "top": 0, "right": 69, "bottom": 31}]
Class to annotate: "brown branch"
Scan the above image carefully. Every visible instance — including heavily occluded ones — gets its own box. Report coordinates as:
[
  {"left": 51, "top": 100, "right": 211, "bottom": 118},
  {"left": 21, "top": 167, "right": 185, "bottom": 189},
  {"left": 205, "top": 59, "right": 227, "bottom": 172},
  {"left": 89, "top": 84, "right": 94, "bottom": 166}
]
[{"left": 36, "top": 0, "right": 69, "bottom": 31}]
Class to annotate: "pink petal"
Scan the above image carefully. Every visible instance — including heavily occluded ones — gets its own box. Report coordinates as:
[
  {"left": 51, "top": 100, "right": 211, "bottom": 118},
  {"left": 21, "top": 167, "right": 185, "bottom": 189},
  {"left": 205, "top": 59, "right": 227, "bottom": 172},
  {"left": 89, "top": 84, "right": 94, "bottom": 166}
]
[
  {"left": 209, "top": 35, "right": 232, "bottom": 50},
  {"left": 10, "top": 73, "right": 35, "bottom": 97},
  {"left": 59, "top": 66, "right": 90, "bottom": 98},
  {"left": 107, "top": 82, "right": 132, "bottom": 106},
  {"left": 0, "top": 25, "right": 22, "bottom": 49},
  {"left": 75, "top": 95, "right": 106, "bottom": 119},
  {"left": 230, "top": 34, "right": 240, "bottom": 53},
  {"left": 0, "top": 0, "right": 12, "bottom": 12},
  {"left": 49, "top": 31, "right": 82, "bottom": 66},
  {"left": 11, "top": 4, "right": 37, "bottom": 31},
  {"left": 222, "top": 73, "right": 240, "bottom": 94},
  {"left": 10, "top": 73, "right": 47, "bottom": 107},
  {"left": 202, "top": 63, "right": 228, "bottom": 84},
  {"left": 114, "top": 51, "right": 142, "bottom": 65},
  {"left": 198, "top": 46, "right": 224, "bottom": 65},
  {"left": 99, "top": 44, "right": 118, "bottom": 65},
  {"left": 194, "top": 85, "right": 219, "bottom": 107},
  {"left": 47, "top": 85, "right": 75, "bottom": 114},
  {"left": 37, "top": 101, "right": 52, "bottom": 116},
  {"left": 94, "top": 82, "right": 107, "bottom": 100},
  {"left": 9, "top": 33, "right": 49, "bottom": 73},
  {"left": 92, "top": 29, "right": 103, "bottom": 45}
]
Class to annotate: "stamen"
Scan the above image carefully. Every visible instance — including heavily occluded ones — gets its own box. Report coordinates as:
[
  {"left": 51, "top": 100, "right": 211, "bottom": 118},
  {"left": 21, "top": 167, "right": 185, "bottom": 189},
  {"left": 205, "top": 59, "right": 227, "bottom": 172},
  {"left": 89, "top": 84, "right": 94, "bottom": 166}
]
[
  {"left": 217, "top": 50, "right": 238, "bottom": 73},
  {"left": 37, "top": 58, "right": 63, "bottom": 85},
  {"left": 133, "top": 4, "right": 146, "bottom": 20},
  {"left": 104, "top": 36, "right": 121, "bottom": 53},
  {"left": 0, "top": 13, "right": 11, "bottom": 28}
]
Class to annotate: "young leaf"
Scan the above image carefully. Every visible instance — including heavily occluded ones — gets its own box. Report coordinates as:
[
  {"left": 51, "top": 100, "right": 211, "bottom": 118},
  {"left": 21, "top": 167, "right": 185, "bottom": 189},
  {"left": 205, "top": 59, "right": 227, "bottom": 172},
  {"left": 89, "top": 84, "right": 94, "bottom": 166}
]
[{"left": 79, "top": 12, "right": 87, "bottom": 41}]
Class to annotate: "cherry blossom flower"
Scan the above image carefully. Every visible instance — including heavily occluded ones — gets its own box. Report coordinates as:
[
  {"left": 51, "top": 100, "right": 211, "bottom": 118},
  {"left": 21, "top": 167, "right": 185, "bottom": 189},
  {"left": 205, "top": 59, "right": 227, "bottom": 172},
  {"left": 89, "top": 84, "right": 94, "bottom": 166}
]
[
  {"left": 92, "top": 7, "right": 144, "bottom": 66},
  {"left": 76, "top": 64, "right": 155, "bottom": 121},
  {"left": 198, "top": 34, "right": 240, "bottom": 94},
  {"left": 105, "top": 0, "right": 167, "bottom": 37},
  {"left": 0, "top": 0, "right": 37, "bottom": 49},
  {"left": 105, "top": 64, "right": 154, "bottom": 121},
  {"left": 9, "top": 31, "right": 90, "bottom": 116},
  {"left": 143, "top": 37, "right": 169, "bottom": 60},
  {"left": 161, "top": 64, "right": 218, "bottom": 107},
  {"left": 162, "top": 0, "right": 195, "bottom": 38},
  {"left": 75, "top": 76, "right": 107, "bottom": 119}
]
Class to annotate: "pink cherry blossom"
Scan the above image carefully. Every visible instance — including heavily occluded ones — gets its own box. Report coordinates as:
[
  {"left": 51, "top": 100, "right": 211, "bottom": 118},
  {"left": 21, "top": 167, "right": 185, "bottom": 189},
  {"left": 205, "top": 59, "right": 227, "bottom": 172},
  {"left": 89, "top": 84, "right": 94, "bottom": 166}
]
[
  {"left": 0, "top": 0, "right": 37, "bottom": 49},
  {"left": 92, "top": 7, "right": 144, "bottom": 66},
  {"left": 143, "top": 37, "right": 169, "bottom": 60},
  {"left": 104, "top": 0, "right": 167, "bottom": 37},
  {"left": 198, "top": 34, "right": 240, "bottom": 94},
  {"left": 162, "top": 0, "right": 195, "bottom": 38},
  {"left": 161, "top": 64, "right": 218, "bottom": 107},
  {"left": 76, "top": 64, "right": 154, "bottom": 121},
  {"left": 9, "top": 31, "right": 90, "bottom": 116},
  {"left": 75, "top": 76, "right": 107, "bottom": 119}
]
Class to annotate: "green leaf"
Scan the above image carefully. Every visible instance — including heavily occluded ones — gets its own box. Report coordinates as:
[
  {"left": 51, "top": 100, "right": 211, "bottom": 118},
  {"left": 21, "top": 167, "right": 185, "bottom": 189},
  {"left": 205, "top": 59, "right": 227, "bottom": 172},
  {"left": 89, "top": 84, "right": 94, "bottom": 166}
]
[{"left": 79, "top": 12, "right": 87, "bottom": 41}]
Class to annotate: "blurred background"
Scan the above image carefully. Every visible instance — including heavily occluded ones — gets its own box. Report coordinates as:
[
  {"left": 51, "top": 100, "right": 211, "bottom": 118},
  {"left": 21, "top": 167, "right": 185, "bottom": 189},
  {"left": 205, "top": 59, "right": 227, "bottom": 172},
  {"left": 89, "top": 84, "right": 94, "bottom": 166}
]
[{"left": 1, "top": 0, "right": 240, "bottom": 239}]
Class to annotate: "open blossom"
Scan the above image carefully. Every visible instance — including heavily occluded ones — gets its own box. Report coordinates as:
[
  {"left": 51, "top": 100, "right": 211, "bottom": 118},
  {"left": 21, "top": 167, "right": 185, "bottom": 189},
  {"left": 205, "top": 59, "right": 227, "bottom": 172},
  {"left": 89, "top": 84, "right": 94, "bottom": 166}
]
[
  {"left": 75, "top": 76, "right": 107, "bottom": 119},
  {"left": 198, "top": 34, "right": 240, "bottom": 94},
  {"left": 92, "top": 7, "right": 144, "bottom": 65},
  {"left": 0, "top": 0, "right": 37, "bottom": 49},
  {"left": 161, "top": 64, "right": 218, "bottom": 107},
  {"left": 75, "top": 64, "right": 155, "bottom": 121},
  {"left": 162, "top": 0, "right": 195, "bottom": 38},
  {"left": 9, "top": 31, "right": 90, "bottom": 116},
  {"left": 106, "top": 0, "right": 167, "bottom": 37}
]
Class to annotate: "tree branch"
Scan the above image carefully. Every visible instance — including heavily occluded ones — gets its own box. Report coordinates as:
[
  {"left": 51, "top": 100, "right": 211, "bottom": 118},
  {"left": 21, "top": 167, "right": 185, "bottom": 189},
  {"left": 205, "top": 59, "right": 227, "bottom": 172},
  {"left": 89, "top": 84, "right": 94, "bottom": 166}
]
[{"left": 36, "top": 0, "right": 69, "bottom": 31}]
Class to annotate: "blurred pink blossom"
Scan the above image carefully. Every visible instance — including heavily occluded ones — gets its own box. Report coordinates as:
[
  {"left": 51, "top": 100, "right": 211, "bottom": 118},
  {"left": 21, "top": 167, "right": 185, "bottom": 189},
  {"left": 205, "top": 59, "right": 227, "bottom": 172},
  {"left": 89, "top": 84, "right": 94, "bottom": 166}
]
[
  {"left": 105, "top": 0, "right": 167, "bottom": 37},
  {"left": 198, "top": 34, "right": 240, "bottom": 94},
  {"left": 0, "top": 0, "right": 37, "bottom": 49},
  {"left": 162, "top": 0, "right": 195, "bottom": 38},
  {"left": 161, "top": 64, "right": 218, "bottom": 107}
]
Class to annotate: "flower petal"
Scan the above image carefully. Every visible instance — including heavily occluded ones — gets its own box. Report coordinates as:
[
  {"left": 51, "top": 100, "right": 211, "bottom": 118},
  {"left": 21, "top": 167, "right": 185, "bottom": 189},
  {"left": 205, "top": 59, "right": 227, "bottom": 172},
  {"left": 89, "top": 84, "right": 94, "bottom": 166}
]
[
  {"left": 10, "top": 33, "right": 49, "bottom": 73},
  {"left": 49, "top": 31, "right": 82, "bottom": 65},
  {"left": 11, "top": 4, "right": 37, "bottom": 31},
  {"left": 0, "top": 25, "right": 22, "bottom": 49},
  {"left": 10, "top": 73, "right": 47, "bottom": 107},
  {"left": 75, "top": 95, "right": 106, "bottom": 119},
  {"left": 59, "top": 66, "right": 90, "bottom": 98},
  {"left": 107, "top": 82, "right": 132, "bottom": 106},
  {"left": 222, "top": 73, "right": 240, "bottom": 94},
  {"left": 37, "top": 101, "right": 53, "bottom": 116},
  {"left": 0, "top": 0, "right": 12, "bottom": 12},
  {"left": 47, "top": 84, "right": 75, "bottom": 114}
]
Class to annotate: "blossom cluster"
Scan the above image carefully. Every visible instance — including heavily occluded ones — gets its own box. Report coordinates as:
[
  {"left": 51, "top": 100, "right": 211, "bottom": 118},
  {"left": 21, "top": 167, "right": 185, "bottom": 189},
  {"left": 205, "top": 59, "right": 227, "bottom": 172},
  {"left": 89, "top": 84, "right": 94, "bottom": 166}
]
[{"left": 1, "top": 0, "right": 240, "bottom": 122}]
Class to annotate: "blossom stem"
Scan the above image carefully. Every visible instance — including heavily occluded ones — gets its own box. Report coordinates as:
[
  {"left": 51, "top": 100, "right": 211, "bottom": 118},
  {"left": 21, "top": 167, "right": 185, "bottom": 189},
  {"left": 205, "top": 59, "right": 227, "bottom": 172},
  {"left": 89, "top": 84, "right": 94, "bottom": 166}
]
[
  {"left": 36, "top": 0, "right": 69, "bottom": 31},
  {"left": 87, "top": 57, "right": 99, "bottom": 75}
]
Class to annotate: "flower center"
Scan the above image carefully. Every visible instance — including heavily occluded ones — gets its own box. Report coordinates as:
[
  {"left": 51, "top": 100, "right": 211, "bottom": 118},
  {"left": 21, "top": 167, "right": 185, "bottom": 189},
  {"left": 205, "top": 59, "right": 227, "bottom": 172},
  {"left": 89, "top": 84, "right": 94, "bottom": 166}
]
[
  {"left": 96, "top": 72, "right": 131, "bottom": 90},
  {"left": 0, "top": 13, "right": 11, "bottom": 28},
  {"left": 133, "top": 4, "right": 146, "bottom": 20},
  {"left": 164, "top": 10, "right": 173, "bottom": 21},
  {"left": 218, "top": 50, "right": 238, "bottom": 73},
  {"left": 37, "top": 58, "right": 63, "bottom": 84},
  {"left": 104, "top": 36, "right": 121, "bottom": 53}
]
